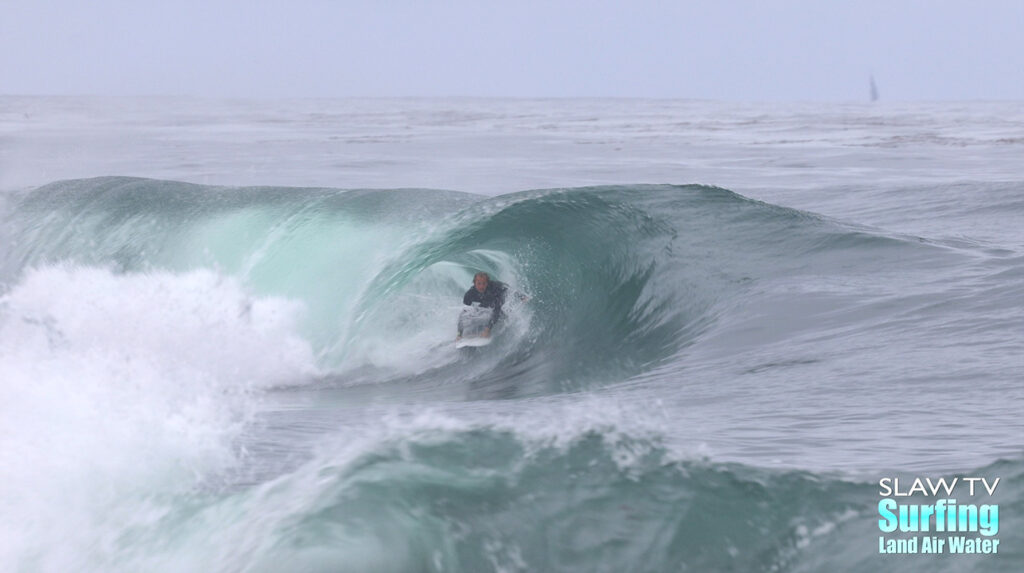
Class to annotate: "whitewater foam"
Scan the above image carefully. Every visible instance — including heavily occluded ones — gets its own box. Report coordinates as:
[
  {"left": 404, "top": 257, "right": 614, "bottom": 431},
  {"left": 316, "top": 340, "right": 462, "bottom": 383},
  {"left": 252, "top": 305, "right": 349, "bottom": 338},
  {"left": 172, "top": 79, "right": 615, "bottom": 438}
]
[{"left": 0, "top": 265, "right": 316, "bottom": 570}]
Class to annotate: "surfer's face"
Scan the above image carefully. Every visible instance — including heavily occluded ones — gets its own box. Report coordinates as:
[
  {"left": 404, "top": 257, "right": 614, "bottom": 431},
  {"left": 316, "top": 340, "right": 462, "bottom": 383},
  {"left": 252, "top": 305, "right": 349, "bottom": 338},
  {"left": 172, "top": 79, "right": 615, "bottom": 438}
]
[{"left": 474, "top": 275, "right": 488, "bottom": 292}]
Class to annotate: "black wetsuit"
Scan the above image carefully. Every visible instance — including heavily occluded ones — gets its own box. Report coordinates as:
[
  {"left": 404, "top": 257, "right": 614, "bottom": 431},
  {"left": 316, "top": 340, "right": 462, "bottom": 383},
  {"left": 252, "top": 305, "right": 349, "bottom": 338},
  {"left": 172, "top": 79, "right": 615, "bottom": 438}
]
[{"left": 463, "top": 281, "right": 508, "bottom": 328}]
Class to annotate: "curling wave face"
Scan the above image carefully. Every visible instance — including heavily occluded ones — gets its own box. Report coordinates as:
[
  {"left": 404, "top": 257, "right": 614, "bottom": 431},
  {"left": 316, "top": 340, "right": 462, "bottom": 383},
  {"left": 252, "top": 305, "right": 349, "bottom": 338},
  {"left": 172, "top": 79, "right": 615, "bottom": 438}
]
[{"left": 1, "top": 176, "right": 929, "bottom": 394}]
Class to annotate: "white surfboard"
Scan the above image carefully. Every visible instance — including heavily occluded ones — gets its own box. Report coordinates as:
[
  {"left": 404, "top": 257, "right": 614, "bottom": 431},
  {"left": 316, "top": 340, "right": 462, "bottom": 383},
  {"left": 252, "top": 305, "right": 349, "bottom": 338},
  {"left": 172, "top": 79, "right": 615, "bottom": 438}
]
[
  {"left": 455, "top": 336, "right": 492, "bottom": 349},
  {"left": 456, "top": 304, "right": 494, "bottom": 349}
]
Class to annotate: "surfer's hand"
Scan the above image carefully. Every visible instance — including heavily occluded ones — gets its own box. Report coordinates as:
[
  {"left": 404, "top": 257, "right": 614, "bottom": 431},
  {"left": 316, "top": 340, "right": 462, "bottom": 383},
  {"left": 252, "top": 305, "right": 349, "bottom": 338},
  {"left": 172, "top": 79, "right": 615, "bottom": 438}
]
[{"left": 483, "top": 327, "right": 491, "bottom": 338}]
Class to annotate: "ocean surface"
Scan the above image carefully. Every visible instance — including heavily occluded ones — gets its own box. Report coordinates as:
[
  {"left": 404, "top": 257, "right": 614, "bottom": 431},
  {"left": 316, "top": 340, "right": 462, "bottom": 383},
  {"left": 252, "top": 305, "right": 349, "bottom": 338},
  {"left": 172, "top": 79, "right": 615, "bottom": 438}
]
[{"left": 1, "top": 97, "right": 1021, "bottom": 572}]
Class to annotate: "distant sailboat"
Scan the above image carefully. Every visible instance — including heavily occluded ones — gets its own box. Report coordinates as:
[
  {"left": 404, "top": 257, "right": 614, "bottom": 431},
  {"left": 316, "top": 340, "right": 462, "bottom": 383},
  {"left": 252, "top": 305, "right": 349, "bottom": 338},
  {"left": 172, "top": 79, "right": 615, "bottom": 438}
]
[{"left": 870, "top": 75, "right": 879, "bottom": 102}]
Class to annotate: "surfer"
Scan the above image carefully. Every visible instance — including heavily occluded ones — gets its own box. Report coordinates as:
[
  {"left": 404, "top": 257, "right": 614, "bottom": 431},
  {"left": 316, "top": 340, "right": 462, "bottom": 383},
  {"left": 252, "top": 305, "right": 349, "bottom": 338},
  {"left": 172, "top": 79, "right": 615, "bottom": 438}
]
[{"left": 457, "top": 272, "right": 526, "bottom": 340}]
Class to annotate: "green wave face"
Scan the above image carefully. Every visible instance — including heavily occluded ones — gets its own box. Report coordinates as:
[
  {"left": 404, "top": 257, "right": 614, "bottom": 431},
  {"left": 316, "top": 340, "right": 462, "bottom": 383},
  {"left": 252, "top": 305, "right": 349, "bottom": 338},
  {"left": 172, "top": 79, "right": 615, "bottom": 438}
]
[
  {"left": 63, "top": 419, "right": 1024, "bottom": 573},
  {"left": 2, "top": 176, "right": 920, "bottom": 391}
]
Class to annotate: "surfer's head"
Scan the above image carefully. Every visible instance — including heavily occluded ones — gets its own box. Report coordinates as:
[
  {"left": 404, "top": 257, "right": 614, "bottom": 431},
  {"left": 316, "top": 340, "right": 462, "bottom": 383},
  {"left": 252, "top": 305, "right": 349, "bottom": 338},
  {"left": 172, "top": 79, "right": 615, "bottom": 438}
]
[{"left": 473, "top": 272, "right": 490, "bottom": 293}]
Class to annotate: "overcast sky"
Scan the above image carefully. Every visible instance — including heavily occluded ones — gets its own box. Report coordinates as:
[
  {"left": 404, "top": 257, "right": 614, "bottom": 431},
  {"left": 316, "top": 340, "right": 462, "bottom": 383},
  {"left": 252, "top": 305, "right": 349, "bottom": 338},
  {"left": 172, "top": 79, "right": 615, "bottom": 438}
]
[{"left": 2, "top": 0, "right": 1022, "bottom": 101}]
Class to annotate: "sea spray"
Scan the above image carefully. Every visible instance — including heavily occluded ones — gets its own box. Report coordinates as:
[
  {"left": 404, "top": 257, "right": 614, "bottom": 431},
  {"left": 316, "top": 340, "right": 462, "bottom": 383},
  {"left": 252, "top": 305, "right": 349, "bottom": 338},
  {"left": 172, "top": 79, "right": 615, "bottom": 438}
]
[{"left": 0, "top": 266, "right": 316, "bottom": 570}]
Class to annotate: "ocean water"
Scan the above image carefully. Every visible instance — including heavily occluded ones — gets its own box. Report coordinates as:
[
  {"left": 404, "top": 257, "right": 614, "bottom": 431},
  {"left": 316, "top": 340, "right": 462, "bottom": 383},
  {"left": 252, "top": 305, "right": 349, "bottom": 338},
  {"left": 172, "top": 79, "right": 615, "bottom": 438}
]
[{"left": 1, "top": 97, "right": 1021, "bottom": 572}]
